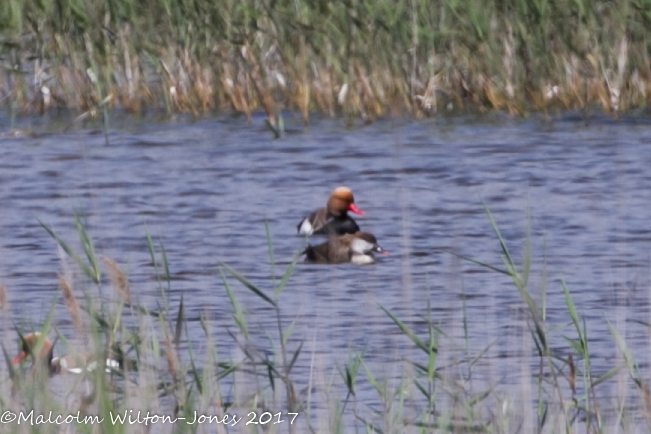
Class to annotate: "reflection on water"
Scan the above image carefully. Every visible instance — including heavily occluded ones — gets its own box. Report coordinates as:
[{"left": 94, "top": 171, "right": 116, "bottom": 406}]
[{"left": 2, "top": 112, "right": 651, "bottom": 422}]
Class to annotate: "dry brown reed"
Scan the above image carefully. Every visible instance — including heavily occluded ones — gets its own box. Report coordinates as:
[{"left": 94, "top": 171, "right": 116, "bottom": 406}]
[
  {"left": 163, "top": 332, "right": 178, "bottom": 384},
  {"left": 57, "top": 273, "right": 83, "bottom": 336},
  {"left": 1, "top": 0, "right": 650, "bottom": 122},
  {"left": 102, "top": 257, "right": 130, "bottom": 303},
  {"left": 0, "top": 284, "right": 8, "bottom": 318}
]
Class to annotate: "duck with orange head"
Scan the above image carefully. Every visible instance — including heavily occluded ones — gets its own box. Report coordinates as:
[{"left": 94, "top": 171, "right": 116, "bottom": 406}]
[
  {"left": 12, "top": 332, "right": 121, "bottom": 376},
  {"left": 297, "top": 186, "right": 365, "bottom": 236}
]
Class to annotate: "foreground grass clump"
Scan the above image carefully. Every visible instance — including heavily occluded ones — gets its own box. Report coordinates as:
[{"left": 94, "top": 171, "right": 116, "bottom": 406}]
[
  {"left": 1, "top": 0, "right": 650, "bottom": 123},
  {"left": 2, "top": 211, "right": 651, "bottom": 433}
]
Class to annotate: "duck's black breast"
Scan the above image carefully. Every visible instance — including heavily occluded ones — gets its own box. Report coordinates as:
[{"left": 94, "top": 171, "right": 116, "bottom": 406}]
[{"left": 313, "top": 216, "right": 360, "bottom": 235}]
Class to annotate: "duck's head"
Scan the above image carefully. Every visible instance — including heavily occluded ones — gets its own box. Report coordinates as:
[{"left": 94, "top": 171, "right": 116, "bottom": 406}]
[
  {"left": 12, "top": 332, "right": 54, "bottom": 365},
  {"left": 327, "top": 186, "right": 364, "bottom": 217},
  {"left": 350, "top": 232, "right": 388, "bottom": 256}
]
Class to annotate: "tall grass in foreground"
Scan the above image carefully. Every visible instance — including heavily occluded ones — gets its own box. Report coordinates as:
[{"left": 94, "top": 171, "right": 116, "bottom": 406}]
[
  {"left": 2, "top": 209, "right": 651, "bottom": 432},
  {"left": 1, "top": 0, "right": 651, "bottom": 124}
]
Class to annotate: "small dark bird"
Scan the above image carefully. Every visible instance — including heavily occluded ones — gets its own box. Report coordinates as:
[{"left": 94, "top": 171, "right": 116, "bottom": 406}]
[{"left": 303, "top": 231, "right": 387, "bottom": 265}]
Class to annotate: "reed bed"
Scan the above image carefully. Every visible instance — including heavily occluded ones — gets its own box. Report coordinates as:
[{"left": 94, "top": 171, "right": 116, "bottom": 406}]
[
  {"left": 1, "top": 0, "right": 651, "bottom": 124},
  {"left": 1, "top": 210, "right": 650, "bottom": 433}
]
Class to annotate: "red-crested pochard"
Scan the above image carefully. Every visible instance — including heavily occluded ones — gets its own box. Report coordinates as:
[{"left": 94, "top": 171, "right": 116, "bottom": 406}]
[
  {"left": 12, "top": 332, "right": 121, "bottom": 376},
  {"left": 303, "top": 231, "right": 388, "bottom": 265},
  {"left": 297, "top": 186, "right": 365, "bottom": 236}
]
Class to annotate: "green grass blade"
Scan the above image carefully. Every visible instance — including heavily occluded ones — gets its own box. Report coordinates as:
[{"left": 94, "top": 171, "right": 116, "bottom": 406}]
[
  {"left": 462, "top": 291, "right": 469, "bottom": 355},
  {"left": 220, "top": 269, "right": 249, "bottom": 338},
  {"left": 39, "top": 219, "right": 98, "bottom": 283},
  {"left": 184, "top": 320, "right": 203, "bottom": 394},
  {"left": 265, "top": 220, "right": 276, "bottom": 288},
  {"left": 607, "top": 320, "right": 637, "bottom": 377},
  {"left": 521, "top": 212, "right": 531, "bottom": 287},
  {"left": 275, "top": 242, "right": 306, "bottom": 296},
  {"left": 145, "top": 227, "right": 157, "bottom": 270},
  {"left": 1, "top": 344, "right": 17, "bottom": 381},
  {"left": 361, "top": 360, "right": 382, "bottom": 396},
  {"left": 482, "top": 200, "right": 516, "bottom": 273},
  {"left": 75, "top": 214, "right": 101, "bottom": 283},
  {"left": 468, "top": 338, "right": 498, "bottom": 371},
  {"left": 264, "top": 119, "right": 281, "bottom": 139},
  {"left": 219, "top": 263, "right": 277, "bottom": 308},
  {"left": 380, "top": 304, "right": 432, "bottom": 354},
  {"left": 265, "top": 356, "right": 276, "bottom": 391},
  {"left": 425, "top": 294, "right": 440, "bottom": 382},
  {"left": 339, "top": 352, "right": 363, "bottom": 397},
  {"left": 562, "top": 280, "right": 583, "bottom": 346},
  {"left": 160, "top": 240, "right": 170, "bottom": 286},
  {"left": 593, "top": 365, "right": 621, "bottom": 387},
  {"left": 287, "top": 341, "right": 303, "bottom": 373},
  {"left": 282, "top": 317, "right": 297, "bottom": 346},
  {"left": 563, "top": 336, "right": 584, "bottom": 355},
  {"left": 441, "top": 249, "right": 511, "bottom": 276},
  {"left": 468, "top": 387, "right": 494, "bottom": 407},
  {"left": 174, "top": 296, "right": 184, "bottom": 347},
  {"left": 216, "top": 362, "right": 239, "bottom": 381},
  {"left": 414, "top": 379, "right": 430, "bottom": 400},
  {"left": 628, "top": 319, "right": 651, "bottom": 328}
]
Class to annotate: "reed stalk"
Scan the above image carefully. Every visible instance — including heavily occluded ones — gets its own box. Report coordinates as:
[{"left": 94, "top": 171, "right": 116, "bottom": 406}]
[{"left": 2, "top": 0, "right": 651, "bottom": 122}]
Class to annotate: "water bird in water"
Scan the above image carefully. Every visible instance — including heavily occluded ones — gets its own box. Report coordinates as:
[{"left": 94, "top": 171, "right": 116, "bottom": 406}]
[
  {"left": 12, "top": 332, "right": 121, "bottom": 376},
  {"left": 303, "top": 231, "right": 388, "bottom": 265},
  {"left": 297, "top": 186, "right": 365, "bottom": 235}
]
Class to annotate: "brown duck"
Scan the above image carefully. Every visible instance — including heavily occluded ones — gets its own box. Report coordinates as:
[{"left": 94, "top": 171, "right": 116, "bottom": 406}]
[
  {"left": 12, "top": 332, "right": 121, "bottom": 376},
  {"left": 303, "top": 231, "right": 387, "bottom": 265},
  {"left": 297, "top": 186, "right": 364, "bottom": 236}
]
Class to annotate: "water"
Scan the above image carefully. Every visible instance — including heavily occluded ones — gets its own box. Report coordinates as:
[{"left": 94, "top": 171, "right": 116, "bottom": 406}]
[{"left": 2, "top": 112, "right": 651, "bottom": 427}]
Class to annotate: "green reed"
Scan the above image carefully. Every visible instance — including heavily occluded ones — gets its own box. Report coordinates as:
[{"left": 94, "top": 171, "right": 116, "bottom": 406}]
[
  {"left": 3, "top": 207, "right": 651, "bottom": 432},
  {"left": 219, "top": 221, "right": 306, "bottom": 422},
  {"left": 1, "top": 0, "right": 650, "bottom": 123}
]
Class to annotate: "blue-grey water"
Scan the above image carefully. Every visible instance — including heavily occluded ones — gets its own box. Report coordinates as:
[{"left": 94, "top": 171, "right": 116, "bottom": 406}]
[{"left": 2, "top": 112, "right": 651, "bottom": 431}]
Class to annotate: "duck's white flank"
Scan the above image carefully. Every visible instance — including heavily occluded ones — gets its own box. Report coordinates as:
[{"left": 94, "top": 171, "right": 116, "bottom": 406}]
[
  {"left": 351, "top": 254, "right": 375, "bottom": 265},
  {"left": 298, "top": 218, "right": 314, "bottom": 235}
]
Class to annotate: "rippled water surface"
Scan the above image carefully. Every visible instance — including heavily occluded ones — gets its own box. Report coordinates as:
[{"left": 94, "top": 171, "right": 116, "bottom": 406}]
[{"left": 2, "top": 112, "right": 651, "bottom": 424}]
